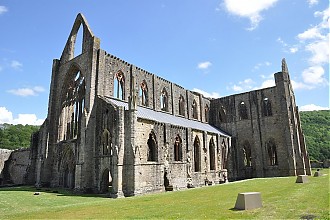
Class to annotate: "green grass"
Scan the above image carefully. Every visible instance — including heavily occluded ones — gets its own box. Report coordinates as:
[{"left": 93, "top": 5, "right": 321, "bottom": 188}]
[{"left": 1, "top": 169, "right": 329, "bottom": 219}]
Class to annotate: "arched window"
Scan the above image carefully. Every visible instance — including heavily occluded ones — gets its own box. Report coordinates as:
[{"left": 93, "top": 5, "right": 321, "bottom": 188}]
[
  {"left": 205, "top": 104, "right": 209, "bottom": 122},
  {"left": 266, "top": 140, "right": 278, "bottom": 166},
  {"left": 219, "top": 106, "right": 226, "bottom": 123},
  {"left": 209, "top": 138, "right": 216, "bottom": 170},
  {"left": 140, "top": 80, "right": 148, "bottom": 106},
  {"left": 239, "top": 101, "right": 248, "bottom": 120},
  {"left": 179, "top": 95, "right": 185, "bottom": 116},
  {"left": 58, "top": 69, "right": 85, "bottom": 142},
  {"left": 102, "top": 129, "right": 112, "bottom": 155},
  {"left": 221, "top": 140, "right": 227, "bottom": 169},
  {"left": 192, "top": 99, "right": 198, "bottom": 119},
  {"left": 174, "top": 135, "right": 182, "bottom": 161},
  {"left": 194, "top": 136, "right": 201, "bottom": 172},
  {"left": 114, "top": 70, "right": 125, "bottom": 100},
  {"left": 262, "top": 98, "right": 272, "bottom": 116},
  {"left": 147, "top": 132, "right": 157, "bottom": 161},
  {"left": 242, "top": 141, "right": 252, "bottom": 167},
  {"left": 160, "top": 88, "right": 168, "bottom": 111}
]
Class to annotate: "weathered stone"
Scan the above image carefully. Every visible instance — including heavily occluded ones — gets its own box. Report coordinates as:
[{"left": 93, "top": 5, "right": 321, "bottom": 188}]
[
  {"left": 313, "top": 171, "right": 322, "bottom": 177},
  {"left": 234, "top": 192, "right": 262, "bottom": 210},
  {"left": 296, "top": 175, "right": 309, "bottom": 183}
]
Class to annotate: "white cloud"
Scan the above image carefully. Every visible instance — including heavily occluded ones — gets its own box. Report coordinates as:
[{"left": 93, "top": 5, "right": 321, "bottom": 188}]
[
  {"left": 0, "top": 107, "right": 44, "bottom": 125},
  {"left": 192, "top": 88, "right": 220, "bottom": 98},
  {"left": 305, "top": 37, "right": 329, "bottom": 65},
  {"left": 197, "top": 61, "right": 212, "bottom": 69},
  {"left": 7, "top": 86, "right": 45, "bottom": 97},
  {"left": 0, "top": 6, "right": 8, "bottom": 15},
  {"left": 300, "top": 104, "right": 329, "bottom": 111},
  {"left": 289, "top": 47, "right": 298, "bottom": 53},
  {"left": 223, "top": 0, "right": 278, "bottom": 30},
  {"left": 231, "top": 78, "right": 256, "bottom": 92},
  {"left": 291, "top": 80, "right": 314, "bottom": 90},
  {"left": 10, "top": 60, "right": 23, "bottom": 70},
  {"left": 297, "top": 26, "right": 324, "bottom": 41},
  {"left": 260, "top": 79, "right": 275, "bottom": 88},
  {"left": 302, "top": 66, "right": 326, "bottom": 85},
  {"left": 253, "top": 61, "right": 272, "bottom": 70},
  {"left": 307, "top": 0, "right": 319, "bottom": 7}
]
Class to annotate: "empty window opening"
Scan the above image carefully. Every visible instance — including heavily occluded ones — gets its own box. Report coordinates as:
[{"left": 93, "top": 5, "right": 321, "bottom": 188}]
[
  {"left": 239, "top": 101, "right": 248, "bottom": 120},
  {"left": 147, "top": 132, "right": 157, "bottom": 161},
  {"left": 262, "top": 98, "right": 273, "bottom": 116},
  {"left": 179, "top": 95, "right": 185, "bottom": 116},
  {"left": 192, "top": 100, "right": 198, "bottom": 119},
  {"left": 160, "top": 88, "right": 168, "bottom": 111},
  {"left": 73, "top": 24, "right": 83, "bottom": 57},
  {"left": 243, "top": 142, "right": 252, "bottom": 167},
  {"left": 100, "top": 169, "right": 112, "bottom": 194},
  {"left": 140, "top": 80, "right": 148, "bottom": 106},
  {"left": 219, "top": 106, "right": 226, "bottom": 123},
  {"left": 114, "top": 71, "right": 125, "bottom": 100},
  {"left": 174, "top": 135, "right": 182, "bottom": 161},
  {"left": 58, "top": 70, "right": 85, "bottom": 142},
  {"left": 221, "top": 140, "right": 227, "bottom": 170},
  {"left": 102, "top": 129, "right": 112, "bottom": 155},
  {"left": 209, "top": 138, "right": 216, "bottom": 170},
  {"left": 267, "top": 140, "right": 278, "bottom": 166},
  {"left": 194, "top": 136, "right": 201, "bottom": 172},
  {"left": 205, "top": 104, "right": 209, "bottom": 122}
]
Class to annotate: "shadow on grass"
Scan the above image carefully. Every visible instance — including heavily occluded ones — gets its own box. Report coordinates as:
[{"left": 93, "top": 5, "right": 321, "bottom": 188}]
[{"left": 0, "top": 185, "right": 110, "bottom": 198}]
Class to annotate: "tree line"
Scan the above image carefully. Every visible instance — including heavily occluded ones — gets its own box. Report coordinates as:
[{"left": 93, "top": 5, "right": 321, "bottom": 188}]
[{"left": 0, "top": 110, "right": 329, "bottom": 161}]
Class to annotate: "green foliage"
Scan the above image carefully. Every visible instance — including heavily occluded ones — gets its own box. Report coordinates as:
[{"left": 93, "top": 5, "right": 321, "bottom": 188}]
[
  {"left": 300, "top": 110, "right": 330, "bottom": 161},
  {"left": 0, "top": 169, "right": 328, "bottom": 219},
  {"left": 0, "top": 123, "right": 40, "bottom": 150}
]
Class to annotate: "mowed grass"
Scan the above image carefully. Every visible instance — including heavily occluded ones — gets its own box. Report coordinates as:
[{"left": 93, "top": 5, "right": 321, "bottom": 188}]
[{"left": 0, "top": 169, "right": 329, "bottom": 219}]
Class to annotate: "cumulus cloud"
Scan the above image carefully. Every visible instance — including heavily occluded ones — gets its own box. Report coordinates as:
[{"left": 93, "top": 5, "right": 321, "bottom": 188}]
[
  {"left": 7, "top": 86, "right": 45, "bottom": 97},
  {"left": 0, "top": 107, "right": 44, "bottom": 125},
  {"left": 300, "top": 104, "right": 329, "bottom": 111},
  {"left": 302, "top": 66, "right": 326, "bottom": 85},
  {"left": 0, "top": 6, "right": 8, "bottom": 15},
  {"left": 192, "top": 88, "right": 220, "bottom": 99},
  {"left": 197, "top": 61, "right": 212, "bottom": 69},
  {"left": 223, "top": 0, "right": 278, "bottom": 30},
  {"left": 230, "top": 78, "right": 256, "bottom": 92}
]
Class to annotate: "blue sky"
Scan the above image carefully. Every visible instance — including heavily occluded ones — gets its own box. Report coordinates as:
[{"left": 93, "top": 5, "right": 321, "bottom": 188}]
[{"left": 0, "top": 0, "right": 329, "bottom": 125}]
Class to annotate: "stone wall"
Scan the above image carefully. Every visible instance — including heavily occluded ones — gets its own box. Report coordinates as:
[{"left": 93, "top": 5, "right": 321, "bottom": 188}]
[{"left": 0, "top": 148, "right": 13, "bottom": 183}]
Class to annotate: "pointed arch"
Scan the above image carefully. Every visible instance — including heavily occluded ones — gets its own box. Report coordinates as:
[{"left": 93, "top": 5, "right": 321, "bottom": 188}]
[
  {"left": 239, "top": 101, "right": 248, "bottom": 120},
  {"left": 192, "top": 99, "right": 198, "bottom": 119},
  {"left": 205, "top": 104, "right": 209, "bottom": 122},
  {"left": 194, "top": 136, "right": 201, "bottom": 172},
  {"left": 221, "top": 139, "right": 228, "bottom": 169},
  {"left": 262, "top": 98, "right": 273, "bottom": 116},
  {"left": 59, "top": 146, "right": 75, "bottom": 189},
  {"left": 147, "top": 132, "right": 158, "bottom": 161},
  {"left": 179, "top": 95, "right": 185, "bottom": 116},
  {"left": 140, "top": 80, "right": 148, "bottom": 106},
  {"left": 209, "top": 137, "right": 216, "bottom": 170},
  {"left": 174, "top": 134, "right": 182, "bottom": 161},
  {"left": 58, "top": 65, "right": 85, "bottom": 142},
  {"left": 266, "top": 139, "right": 278, "bottom": 166},
  {"left": 219, "top": 106, "right": 226, "bottom": 123},
  {"left": 242, "top": 141, "right": 252, "bottom": 167},
  {"left": 102, "top": 129, "right": 112, "bottom": 155},
  {"left": 160, "top": 88, "right": 168, "bottom": 111},
  {"left": 114, "top": 70, "right": 125, "bottom": 100}
]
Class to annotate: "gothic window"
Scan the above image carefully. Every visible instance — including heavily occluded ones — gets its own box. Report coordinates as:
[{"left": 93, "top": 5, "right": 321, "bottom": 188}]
[
  {"left": 192, "top": 99, "right": 198, "bottom": 119},
  {"left": 266, "top": 140, "right": 278, "bottom": 166},
  {"left": 194, "top": 136, "right": 201, "bottom": 172},
  {"left": 160, "top": 88, "right": 168, "bottom": 111},
  {"left": 239, "top": 101, "right": 248, "bottom": 120},
  {"left": 242, "top": 141, "right": 252, "bottom": 167},
  {"left": 221, "top": 140, "right": 227, "bottom": 170},
  {"left": 205, "top": 104, "right": 209, "bottom": 122},
  {"left": 102, "top": 129, "right": 112, "bottom": 155},
  {"left": 219, "top": 106, "right": 226, "bottom": 123},
  {"left": 140, "top": 80, "right": 148, "bottom": 106},
  {"left": 174, "top": 135, "right": 182, "bottom": 161},
  {"left": 262, "top": 98, "right": 272, "bottom": 116},
  {"left": 209, "top": 137, "right": 216, "bottom": 170},
  {"left": 147, "top": 132, "right": 157, "bottom": 161},
  {"left": 114, "top": 70, "right": 125, "bottom": 100},
  {"left": 58, "top": 69, "right": 85, "bottom": 142},
  {"left": 178, "top": 95, "right": 185, "bottom": 116}
]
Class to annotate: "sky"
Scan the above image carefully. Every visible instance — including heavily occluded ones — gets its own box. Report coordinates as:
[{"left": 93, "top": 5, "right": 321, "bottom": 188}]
[{"left": 0, "top": 0, "right": 329, "bottom": 125}]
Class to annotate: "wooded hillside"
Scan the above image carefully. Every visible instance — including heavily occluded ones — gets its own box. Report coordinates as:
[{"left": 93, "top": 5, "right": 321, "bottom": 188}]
[
  {"left": 300, "top": 110, "right": 330, "bottom": 162},
  {"left": 0, "top": 110, "right": 329, "bottom": 161}
]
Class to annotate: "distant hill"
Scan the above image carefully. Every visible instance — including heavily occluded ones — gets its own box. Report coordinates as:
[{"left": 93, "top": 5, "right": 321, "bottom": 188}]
[
  {"left": 300, "top": 110, "right": 330, "bottom": 162},
  {"left": 0, "top": 124, "right": 40, "bottom": 150}
]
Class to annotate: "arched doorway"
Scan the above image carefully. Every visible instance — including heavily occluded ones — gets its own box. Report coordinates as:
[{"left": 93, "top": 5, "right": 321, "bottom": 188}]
[
  {"left": 59, "top": 146, "right": 75, "bottom": 189},
  {"left": 100, "top": 169, "right": 112, "bottom": 193}
]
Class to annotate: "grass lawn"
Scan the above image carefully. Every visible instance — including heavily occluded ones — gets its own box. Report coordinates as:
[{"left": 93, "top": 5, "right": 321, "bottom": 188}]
[{"left": 0, "top": 169, "right": 329, "bottom": 219}]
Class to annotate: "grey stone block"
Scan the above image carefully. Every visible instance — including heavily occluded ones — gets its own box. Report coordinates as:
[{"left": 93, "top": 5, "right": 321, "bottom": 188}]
[
  {"left": 234, "top": 192, "right": 262, "bottom": 210},
  {"left": 296, "top": 175, "right": 308, "bottom": 183}
]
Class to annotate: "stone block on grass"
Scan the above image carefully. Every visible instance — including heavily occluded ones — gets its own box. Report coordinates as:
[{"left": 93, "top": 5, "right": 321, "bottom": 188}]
[
  {"left": 296, "top": 175, "right": 308, "bottom": 183},
  {"left": 234, "top": 192, "right": 262, "bottom": 210}
]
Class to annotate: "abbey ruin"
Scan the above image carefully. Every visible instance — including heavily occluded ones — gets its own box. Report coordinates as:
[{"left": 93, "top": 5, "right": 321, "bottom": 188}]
[{"left": 25, "top": 14, "right": 311, "bottom": 197}]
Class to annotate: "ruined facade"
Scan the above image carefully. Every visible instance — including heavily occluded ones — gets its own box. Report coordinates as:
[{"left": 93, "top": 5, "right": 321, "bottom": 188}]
[{"left": 30, "top": 14, "right": 311, "bottom": 196}]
